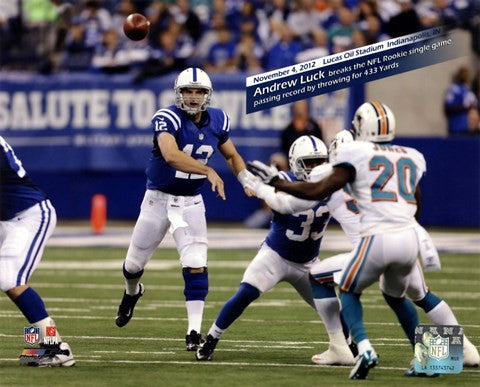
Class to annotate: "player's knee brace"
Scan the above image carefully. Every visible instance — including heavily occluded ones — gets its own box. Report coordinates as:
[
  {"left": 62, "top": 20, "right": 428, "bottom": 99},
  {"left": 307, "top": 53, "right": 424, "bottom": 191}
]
[
  {"left": 309, "top": 274, "right": 337, "bottom": 299},
  {"left": 183, "top": 267, "right": 208, "bottom": 301},
  {"left": 123, "top": 262, "right": 144, "bottom": 279},
  {"left": 414, "top": 291, "right": 442, "bottom": 313}
]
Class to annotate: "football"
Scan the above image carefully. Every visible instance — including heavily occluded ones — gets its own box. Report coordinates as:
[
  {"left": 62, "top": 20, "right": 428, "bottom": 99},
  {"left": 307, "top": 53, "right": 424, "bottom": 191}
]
[{"left": 123, "top": 13, "right": 150, "bottom": 41}]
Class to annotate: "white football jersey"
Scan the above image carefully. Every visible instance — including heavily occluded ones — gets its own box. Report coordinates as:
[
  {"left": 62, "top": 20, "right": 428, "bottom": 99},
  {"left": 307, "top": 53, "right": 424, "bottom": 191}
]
[
  {"left": 334, "top": 141, "right": 426, "bottom": 235},
  {"left": 326, "top": 189, "right": 360, "bottom": 246}
]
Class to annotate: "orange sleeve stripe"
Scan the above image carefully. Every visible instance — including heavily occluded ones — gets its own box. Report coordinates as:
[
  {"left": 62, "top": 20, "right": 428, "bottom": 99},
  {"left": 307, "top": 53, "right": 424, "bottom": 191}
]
[{"left": 341, "top": 236, "right": 371, "bottom": 292}]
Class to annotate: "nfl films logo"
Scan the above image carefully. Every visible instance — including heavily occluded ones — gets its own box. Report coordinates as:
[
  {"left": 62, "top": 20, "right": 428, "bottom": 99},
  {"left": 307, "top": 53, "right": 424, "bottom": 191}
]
[
  {"left": 24, "top": 326, "right": 39, "bottom": 345},
  {"left": 429, "top": 335, "right": 449, "bottom": 361}
]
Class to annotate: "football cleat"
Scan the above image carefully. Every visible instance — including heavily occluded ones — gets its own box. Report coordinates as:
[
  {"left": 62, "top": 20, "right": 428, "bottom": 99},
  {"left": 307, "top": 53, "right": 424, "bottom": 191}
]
[
  {"left": 404, "top": 365, "right": 439, "bottom": 377},
  {"left": 196, "top": 334, "right": 219, "bottom": 361},
  {"left": 22, "top": 342, "right": 75, "bottom": 367},
  {"left": 185, "top": 330, "right": 203, "bottom": 351},
  {"left": 463, "top": 336, "right": 480, "bottom": 367},
  {"left": 349, "top": 341, "right": 359, "bottom": 358},
  {"left": 311, "top": 343, "right": 355, "bottom": 365},
  {"left": 115, "top": 283, "right": 145, "bottom": 327},
  {"left": 349, "top": 349, "right": 379, "bottom": 380}
]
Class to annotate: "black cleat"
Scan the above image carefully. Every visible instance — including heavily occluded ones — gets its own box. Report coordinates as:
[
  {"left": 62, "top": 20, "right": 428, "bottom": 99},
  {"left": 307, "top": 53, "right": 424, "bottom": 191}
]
[
  {"left": 196, "top": 334, "right": 219, "bottom": 361},
  {"left": 349, "top": 349, "right": 379, "bottom": 379},
  {"left": 404, "top": 366, "right": 439, "bottom": 377},
  {"left": 349, "top": 341, "right": 359, "bottom": 358},
  {"left": 186, "top": 330, "right": 203, "bottom": 351},
  {"left": 20, "top": 342, "right": 75, "bottom": 367},
  {"left": 115, "top": 283, "right": 145, "bottom": 327}
]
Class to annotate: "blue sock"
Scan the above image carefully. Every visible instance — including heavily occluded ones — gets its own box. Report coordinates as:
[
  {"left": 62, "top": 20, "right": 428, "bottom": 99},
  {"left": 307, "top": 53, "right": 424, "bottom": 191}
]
[
  {"left": 340, "top": 291, "right": 367, "bottom": 343},
  {"left": 310, "top": 279, "right": 337, "bottom": 299},
  {"left": 383, "top": 293, "right": 419, "bottom": 348},
  {"left": 183, "top": 270, "right": 208, "bottom": 301},
  {"left": 215, "top": 283, "right": 260, "bottom": 330},
  {"left": 13, "top": 287, "right": 49, "bottom": 324},
  {"left": 414, "top": 291, "right": 442, "bottom": 313}
]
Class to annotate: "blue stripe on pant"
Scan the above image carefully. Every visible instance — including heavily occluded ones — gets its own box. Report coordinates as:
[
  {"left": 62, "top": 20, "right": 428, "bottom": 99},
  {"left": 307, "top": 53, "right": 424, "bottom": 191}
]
[
  {"left": 16, "top": 202, "right": 47, "bottom": 286},
  {"left": 25, "top": 201, "right": 53, "bottom": 281}
]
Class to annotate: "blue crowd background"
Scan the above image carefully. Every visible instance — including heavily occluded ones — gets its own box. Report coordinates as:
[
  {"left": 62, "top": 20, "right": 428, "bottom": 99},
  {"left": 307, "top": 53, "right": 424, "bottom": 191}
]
[{"left": 1, "top": 0, "right": 478, "bottom": 75}]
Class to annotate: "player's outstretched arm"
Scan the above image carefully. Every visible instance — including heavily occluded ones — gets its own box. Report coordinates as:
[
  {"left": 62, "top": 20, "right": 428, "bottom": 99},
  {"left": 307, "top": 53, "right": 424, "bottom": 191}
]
[
  {"left": 245, "top": 178, "right": 318, "bottom": 214},
  {"left": 219, "top": 139, "right": 254, "bottom": 197},
  {"left": 206, "top": 169, "right": 226, "bottom": 200},
  {"left": 158, "top": 132, "right": 225, "bottom": 199},
  {"left": 272, "top": 166, "right": 353, "bottom": 201}
]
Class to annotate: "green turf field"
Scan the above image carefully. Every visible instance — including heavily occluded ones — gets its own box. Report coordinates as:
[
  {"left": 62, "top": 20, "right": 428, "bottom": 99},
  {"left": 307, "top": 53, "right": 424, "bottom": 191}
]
[{"left": 0, "top": 247, "right": 478, "bottom": 386}]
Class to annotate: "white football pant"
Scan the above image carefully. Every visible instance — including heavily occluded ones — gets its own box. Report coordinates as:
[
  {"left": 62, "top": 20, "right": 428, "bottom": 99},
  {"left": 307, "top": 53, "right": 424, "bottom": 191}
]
[
  {"left": 125, "top": 189, "right": 208, "bottom": 273},
  {"left": 339, "top": 228, "right": 419, "bottom": 297},
  {"left": 0, "top": 200, "right": 56, "bottom": 292},
  {"left": 241, "top": 244, "right": 316, "bottom": 307}
]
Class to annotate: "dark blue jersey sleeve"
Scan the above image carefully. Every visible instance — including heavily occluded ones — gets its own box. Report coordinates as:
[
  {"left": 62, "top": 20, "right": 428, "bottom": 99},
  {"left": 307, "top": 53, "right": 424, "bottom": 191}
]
[{"left": 151, "top": 108, "right": 182, "bottom": 137}]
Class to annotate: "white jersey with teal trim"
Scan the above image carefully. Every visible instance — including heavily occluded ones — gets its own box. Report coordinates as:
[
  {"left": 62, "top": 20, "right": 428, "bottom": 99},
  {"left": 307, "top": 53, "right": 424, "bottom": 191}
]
[
  {"left": 333, "top": 141, "right": 426, "bottom": 235},
  {"left": 325, "top": 189, "right": 360, "bottom": 247}
]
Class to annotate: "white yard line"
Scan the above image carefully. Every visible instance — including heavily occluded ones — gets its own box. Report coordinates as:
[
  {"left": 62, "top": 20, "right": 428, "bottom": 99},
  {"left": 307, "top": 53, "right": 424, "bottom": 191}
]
[
  {"left": 0, "top": 312, "right": 480, "bottom": 328},
  {"left": 14, "top": 282, "right": 480, "bottom": 297},
  {"left": 47, "top": 227, "right": 480, "bottom": 254},
  {"left": 0, "top": 333, "right": 424, "bottom": 344},
  {"left": 34, "top": 268, "right": 480, "bottom": 277},
  {"left": 0, "top": 357, "right": 478, "bottom": 373}
]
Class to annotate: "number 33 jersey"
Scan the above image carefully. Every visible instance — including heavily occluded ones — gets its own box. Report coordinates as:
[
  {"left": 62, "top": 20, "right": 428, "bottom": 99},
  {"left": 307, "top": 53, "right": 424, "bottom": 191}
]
[
  {"left": 145, "top": 105, "right": 230, "bottom": 196},
  {"left": 265, "top": 172, "right": 331, "bottom": 263},
  {"left": 0, "top": 136, "right": 46, "bottom": 220},
  {"left": 333, "top": 141, "right": 426, "bottom": 235}
]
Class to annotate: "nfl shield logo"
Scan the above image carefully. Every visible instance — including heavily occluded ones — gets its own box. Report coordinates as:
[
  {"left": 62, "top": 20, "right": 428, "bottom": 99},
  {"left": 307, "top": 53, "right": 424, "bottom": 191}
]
[
  {"left": 24, "top": 326, "right": 40, "bottom": 345},
  {"left": 429, "top": 335, "right": 449, "bottom": 360}
]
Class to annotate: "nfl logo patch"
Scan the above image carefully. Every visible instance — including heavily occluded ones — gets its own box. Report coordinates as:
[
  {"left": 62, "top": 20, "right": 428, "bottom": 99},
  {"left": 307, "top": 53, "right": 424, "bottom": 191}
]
[
  {"left": 24, "top": 326, "right": 40, "bottom": 345},
  {"left": 429, "top": 335, "right": 449, "bottom": 361}
]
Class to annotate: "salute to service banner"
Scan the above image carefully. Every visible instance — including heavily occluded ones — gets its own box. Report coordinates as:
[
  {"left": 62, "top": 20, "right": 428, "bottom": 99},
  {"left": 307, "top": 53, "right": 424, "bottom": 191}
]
[{"left": 246, "top": 27, "right": 460, "bottom": 113}]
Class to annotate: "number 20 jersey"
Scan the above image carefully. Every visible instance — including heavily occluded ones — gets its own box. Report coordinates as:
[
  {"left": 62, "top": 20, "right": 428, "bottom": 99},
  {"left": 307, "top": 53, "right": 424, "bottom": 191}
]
[
  {"left": 145, "top": 105, "right": 230, "bottom": 196},
  {"left": 333, "top": 141, "right": 426, "bottom": 235}
]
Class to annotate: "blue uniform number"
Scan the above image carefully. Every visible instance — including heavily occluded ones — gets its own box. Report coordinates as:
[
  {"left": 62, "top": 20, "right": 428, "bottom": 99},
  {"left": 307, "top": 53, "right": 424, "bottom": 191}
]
[
  {"left": 175, "top": 144, "right": 214, "bottom": 179},
  {"left": 369, "top": 156, "right": 417, "bottom": 204},
  {"left": 286, "top": 207, "right": 330, "bottom": 242},
  {"left": 343, "top": 185, "right": 360, "bottom": 214},
  {"left": 0, "top": 137, "right": 26, "bottom": 178}
]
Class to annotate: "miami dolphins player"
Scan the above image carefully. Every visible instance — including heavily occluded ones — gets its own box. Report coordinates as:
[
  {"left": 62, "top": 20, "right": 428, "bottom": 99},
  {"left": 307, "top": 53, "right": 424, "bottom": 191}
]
[
  {"left": 115, "top": 68, "right": 253, "bottom": 351},
  {"left": 0, "top": 136, "right": 75, "bottom": 366},
  {"left": 247, "top": 128, "right": 479, "bottom": 373},
  {"left": 196, "top": 135, "right": 355, "bottom": 364},
  {"left": 247, "top": 102, "right": 480, "bottom": 378}
]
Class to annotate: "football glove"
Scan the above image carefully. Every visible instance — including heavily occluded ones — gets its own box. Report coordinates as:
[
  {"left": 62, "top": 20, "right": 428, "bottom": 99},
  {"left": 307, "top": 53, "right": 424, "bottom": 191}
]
[
  {"left": 247, "top": 160, "right": 279, "bottom": 185},
  {"left": 237, "top": 169, "right": 256, "bottom": 189}
]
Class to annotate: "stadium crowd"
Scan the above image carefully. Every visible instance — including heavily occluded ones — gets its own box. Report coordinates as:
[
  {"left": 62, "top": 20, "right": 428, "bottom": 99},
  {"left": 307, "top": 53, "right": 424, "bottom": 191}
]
[{"left": 0, "top": 0, "right": 478, "bottom": 76}]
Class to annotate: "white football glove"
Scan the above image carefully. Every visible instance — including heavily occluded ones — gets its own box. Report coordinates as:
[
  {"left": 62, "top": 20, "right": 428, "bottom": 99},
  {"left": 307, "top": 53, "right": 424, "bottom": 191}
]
[
  {"left": 237, "top": 169, "right": 256, "bottom": 189},
  {"left": 243, "top": 174, "right": 264, "bottom": 194},
  {"left": 247, "top": 160, "right": 279, "bottom": 184}
]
